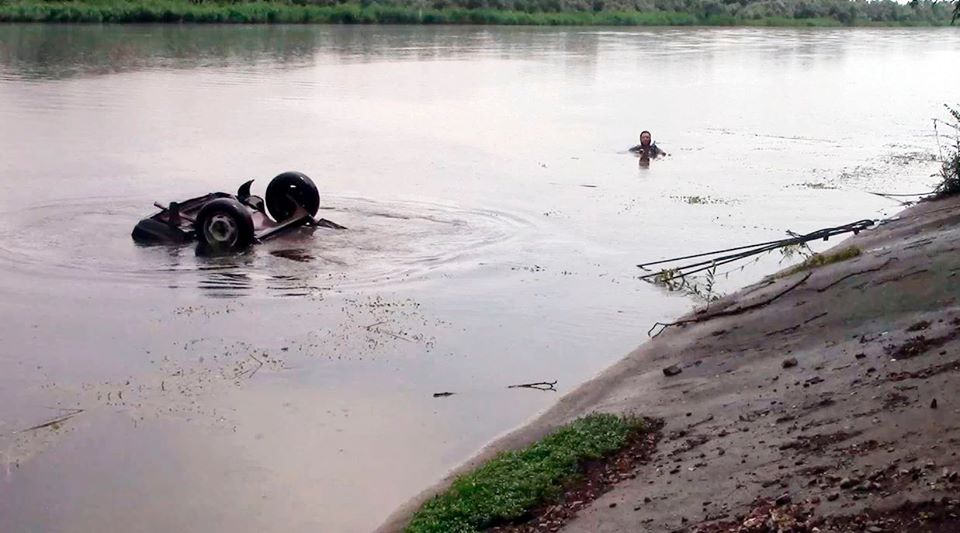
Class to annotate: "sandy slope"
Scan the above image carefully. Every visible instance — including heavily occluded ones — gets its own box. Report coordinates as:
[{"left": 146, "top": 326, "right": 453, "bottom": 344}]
[{"left": 379, "top": 195, "right": 960, "bottom": 532}]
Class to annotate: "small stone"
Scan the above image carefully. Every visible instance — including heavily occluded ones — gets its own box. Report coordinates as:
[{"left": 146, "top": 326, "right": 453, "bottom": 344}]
[
  {"left": 931, "top": 398, "right": 938, "bottom": 409},
  {"left": 783, "top": 358, "right": 799, "bottom": 369},
  {"left": 775, "top": 493, "right": 792, "bottom": 506},
  {"left": 644, "top": 497, "right": 652, "bottom": 503},
  {"left": 855, "top": 352, "right": 867, "bottom": 359},
  {"left": 840, "top": 477, "right": 859, "bottom": 489},
  {"left": 609, "top": 502, "right": 617, "bottom": 508},
  {"left": 663, "top": 365, "right": 682, "bottom": 377},
  {"left": 827, "top": 492, "right": 840, "bottom": 501}
]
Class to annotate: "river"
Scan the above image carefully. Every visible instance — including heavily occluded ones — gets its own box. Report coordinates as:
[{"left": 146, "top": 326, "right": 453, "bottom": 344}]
[{"left": 0, "top": 24, "right": 957, "bottom": 532}]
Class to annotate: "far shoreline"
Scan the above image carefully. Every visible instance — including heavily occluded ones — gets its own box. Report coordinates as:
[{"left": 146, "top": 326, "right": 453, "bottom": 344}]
[{"left": 0, "top": 1, "right": 955, "bottom": 26}]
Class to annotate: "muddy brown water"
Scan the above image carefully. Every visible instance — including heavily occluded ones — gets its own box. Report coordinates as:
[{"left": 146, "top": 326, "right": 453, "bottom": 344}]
[{"left": 0, "top": 24, "right": 957, "bottom": 532}]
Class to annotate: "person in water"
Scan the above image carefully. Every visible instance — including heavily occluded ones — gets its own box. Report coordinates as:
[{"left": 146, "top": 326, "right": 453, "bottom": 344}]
[{"left": 629, "top": 131, "right": 667, "bottom": 159}]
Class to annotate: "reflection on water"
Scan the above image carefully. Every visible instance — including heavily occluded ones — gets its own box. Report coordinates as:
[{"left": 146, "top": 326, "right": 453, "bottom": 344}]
[
  {"left": 1, "top": 24, "right": 602, "bottom": 80},
  {"left": 1, "top": 23, "right": 959, "bottom": 533},
  {"left": 0, "top": 24, "right": 321, "bottom": 79},
  {"left": 196, "top": 262, "right": 254, "bottom": 296},
  {"left": 270, "top": 248, "right": 315, "bottom": 263},
  {"left": 7, "top": 24, "right": 949, "bottom": 81}
]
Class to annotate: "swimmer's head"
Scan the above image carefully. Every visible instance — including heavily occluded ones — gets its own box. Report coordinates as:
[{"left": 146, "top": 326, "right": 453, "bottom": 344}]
[{"left": 639, "top": 131, "right": 652, "bottom": 147}]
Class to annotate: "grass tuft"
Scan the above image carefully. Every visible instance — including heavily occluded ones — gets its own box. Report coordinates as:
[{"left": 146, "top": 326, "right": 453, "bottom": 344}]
[
  {"left": 777, "top": 245, "right": 861, "bottom": 278},
  {"left": 405, "top": 413, "right": 648, "bottom": 533}
]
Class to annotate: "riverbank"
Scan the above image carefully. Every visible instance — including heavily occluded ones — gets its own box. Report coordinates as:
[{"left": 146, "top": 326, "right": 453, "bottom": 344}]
[
  {"left": 0, "top": 0, "right": 954, "bottom": 25},
  {"left": 380, "top": 194, "right": 960, "bottom": 532}
]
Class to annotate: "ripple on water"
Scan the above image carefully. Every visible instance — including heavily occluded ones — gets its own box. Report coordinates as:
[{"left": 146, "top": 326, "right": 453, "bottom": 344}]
[{"left": 0, "top": 195, "right": 533, "bottom": 297}]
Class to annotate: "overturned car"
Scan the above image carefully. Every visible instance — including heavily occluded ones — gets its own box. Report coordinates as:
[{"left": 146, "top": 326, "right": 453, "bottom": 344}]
[{"left": 131, "top": 171, "right": 344, "bottom": 251}]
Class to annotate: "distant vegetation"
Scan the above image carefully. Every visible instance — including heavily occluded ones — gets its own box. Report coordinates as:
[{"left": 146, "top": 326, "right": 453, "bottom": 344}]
[{"left": 0, "top": 0, "right": 956, "bottom": 25}]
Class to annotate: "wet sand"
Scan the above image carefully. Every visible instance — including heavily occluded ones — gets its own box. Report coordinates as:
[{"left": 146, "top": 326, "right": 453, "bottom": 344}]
[{"left": 379, "top": 194, "right": 960, "bottom": 532}]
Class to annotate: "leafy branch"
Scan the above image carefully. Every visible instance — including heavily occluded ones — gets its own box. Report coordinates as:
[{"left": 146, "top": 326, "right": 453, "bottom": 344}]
[{"left": 933, "top": 104, "right": 960, "bottom": 198}]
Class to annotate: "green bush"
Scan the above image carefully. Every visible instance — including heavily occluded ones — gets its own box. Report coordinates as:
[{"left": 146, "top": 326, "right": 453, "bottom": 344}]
[{"left": 935, "top": 105, "right": 960, "bottom": 198}]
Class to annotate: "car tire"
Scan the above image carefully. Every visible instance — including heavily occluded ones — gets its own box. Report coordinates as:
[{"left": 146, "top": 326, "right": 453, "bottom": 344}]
[
  {"left": 265, "top": 171, "right": 320, "bottom": 222},
  {"left": 195, "top": 198, "right": 255, "bottom": 251},
  {"left": 132, "top": 218, "right": 190, "bottom": 244}
]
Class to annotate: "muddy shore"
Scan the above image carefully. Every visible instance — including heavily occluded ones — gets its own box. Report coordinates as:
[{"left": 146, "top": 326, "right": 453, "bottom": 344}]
[{"left": 379, "top": 195, "right": 960, "bottom": 532}]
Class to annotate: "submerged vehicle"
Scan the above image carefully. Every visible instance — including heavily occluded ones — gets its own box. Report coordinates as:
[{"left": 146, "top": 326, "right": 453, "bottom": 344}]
[{"left": 131, "top": 171, "right": 344, "bottom": 251}]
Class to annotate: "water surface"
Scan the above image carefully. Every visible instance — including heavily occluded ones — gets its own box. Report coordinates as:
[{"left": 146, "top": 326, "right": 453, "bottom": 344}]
[{"left": 0, "top": 24, "right": 957, "bottom": 533}]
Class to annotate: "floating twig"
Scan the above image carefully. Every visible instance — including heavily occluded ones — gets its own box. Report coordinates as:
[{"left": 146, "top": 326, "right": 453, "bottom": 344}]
[
  {"left": 234, "top": 354, "right": 264, "bottom": 379},
  {"left": 433, "top": 392, "right": 456, "bottom": 398},
  {"left": 19, "top": 408, "right": 84, "bottom": 433},
  {"left": 507, "top": 380, "right": 558, "bottom": 391},
  {"left": 379, "top": 330, "right": 414, "bottom": 342},
  {"left": 247, "top": 354, "right": 264, "bottom": 378}
]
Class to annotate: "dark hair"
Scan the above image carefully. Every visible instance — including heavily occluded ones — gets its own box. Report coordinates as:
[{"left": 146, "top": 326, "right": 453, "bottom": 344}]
[{"left": 640, "top": 130, "right": 651, "bottom": 137}]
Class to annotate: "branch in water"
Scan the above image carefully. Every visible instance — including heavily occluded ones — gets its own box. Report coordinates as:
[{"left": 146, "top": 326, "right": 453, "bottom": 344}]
[
  {"left": 648, "top": 272, "right": 812, "bottom": 337},
  {"left": 507, "top": 380, "right": 558, "bottom": 391},
  {"left": 19, "top": 408, "right": 85, "bottom": 433}
]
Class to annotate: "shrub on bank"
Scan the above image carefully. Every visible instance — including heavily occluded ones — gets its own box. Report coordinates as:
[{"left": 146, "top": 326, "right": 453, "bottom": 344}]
[{"left": 935, "top": 105, "right": 960, "bottom": 198}]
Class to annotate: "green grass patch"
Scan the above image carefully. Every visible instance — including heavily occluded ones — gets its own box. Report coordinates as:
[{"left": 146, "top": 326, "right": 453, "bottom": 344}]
[
  {"left": 406, "top": 413, "right": 650, "bottom": 533},
  {"left": 778, "top": 245, "right": 861, "bottom": 278}
]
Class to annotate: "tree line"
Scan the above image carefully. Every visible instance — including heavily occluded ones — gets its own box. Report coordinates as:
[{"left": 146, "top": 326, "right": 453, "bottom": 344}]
[{"left": 283, "top": 0, "right": 956, "bottom": 24}]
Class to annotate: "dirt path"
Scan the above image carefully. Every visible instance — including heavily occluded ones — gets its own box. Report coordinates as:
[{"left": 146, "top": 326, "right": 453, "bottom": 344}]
[{"left": 379, "top": 195, "right": 960, "bottom": 533}]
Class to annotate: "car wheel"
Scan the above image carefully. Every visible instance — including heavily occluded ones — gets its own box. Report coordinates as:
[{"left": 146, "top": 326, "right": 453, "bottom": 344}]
[
  {"left": 265, "top": 171, "right": 320, "bottom": 222},
  {"left": 132, "top": 218, "right": 190, "bottom": 244},
  {"left": 195, "top": 198, "right": 255, "bottom": 251}
]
